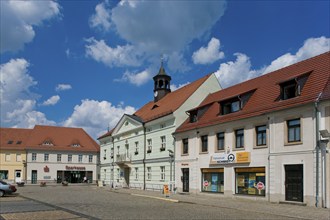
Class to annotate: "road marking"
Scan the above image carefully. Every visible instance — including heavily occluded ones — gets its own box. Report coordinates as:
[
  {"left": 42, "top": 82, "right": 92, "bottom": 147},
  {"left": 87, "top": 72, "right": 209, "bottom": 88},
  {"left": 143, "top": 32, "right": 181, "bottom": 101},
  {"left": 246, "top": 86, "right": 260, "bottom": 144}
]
[{"left": 131, "top": 193, "right": 179, "bottom": 203}]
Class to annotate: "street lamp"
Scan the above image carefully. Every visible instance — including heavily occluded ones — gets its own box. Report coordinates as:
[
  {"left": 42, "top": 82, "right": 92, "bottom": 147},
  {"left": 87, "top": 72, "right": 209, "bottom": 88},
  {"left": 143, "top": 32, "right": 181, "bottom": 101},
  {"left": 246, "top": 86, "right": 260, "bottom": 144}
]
[{"left": 168, "top": 149, "right": 174, "bottom": 191}]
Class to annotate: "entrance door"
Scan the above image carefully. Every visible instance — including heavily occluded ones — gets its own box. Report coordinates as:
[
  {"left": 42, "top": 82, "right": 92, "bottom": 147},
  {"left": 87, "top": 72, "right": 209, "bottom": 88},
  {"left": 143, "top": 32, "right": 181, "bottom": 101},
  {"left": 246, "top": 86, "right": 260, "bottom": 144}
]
[
  {"left": 124, "top": 168, "right": 130, "bottom": 187},
  {"left": 285, "top": 164, "right": 303, "bottom": 202},
  {"left": 15, "top": 170, "right": 22, "bottom": 183},
  {"left": 182, "top": 168, "right": 189, "bottom": 192},
  {"left": 31, "top": 170, "right": 37, "bottom": 184}
]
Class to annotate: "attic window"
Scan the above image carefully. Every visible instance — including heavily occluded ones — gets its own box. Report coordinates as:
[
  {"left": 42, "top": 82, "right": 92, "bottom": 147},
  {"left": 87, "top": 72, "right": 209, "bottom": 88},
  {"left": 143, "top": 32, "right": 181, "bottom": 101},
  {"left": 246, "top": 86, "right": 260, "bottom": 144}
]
[
  {"left": 125, "top": 121, "right": 129, "bottom": 126},
  {"left": 7, "top": 140, "right": 13, "bottom": 144},
  {"left": 16, "top": 141, "right": 22, "bottom": 144},
  {"left": 72, "top": 143, "right": 80, "bottom": 147},
  {"left": 189, "top": 111, "right": 198, "bottom": 123},
  {"left": 220, "top": 97, "right": 241, "bottom": 115},
  {"left": 189, "top": 106, "right": 209, "bottom": 123},
  {"left": 279, "top": 73, "right": 310, "bottom": 101},
  {"left": 42, "top": 140, "right": 53, "bottom": 146},
  {"left": 152, "top": 104, "right": 159, "bottom": 109}
]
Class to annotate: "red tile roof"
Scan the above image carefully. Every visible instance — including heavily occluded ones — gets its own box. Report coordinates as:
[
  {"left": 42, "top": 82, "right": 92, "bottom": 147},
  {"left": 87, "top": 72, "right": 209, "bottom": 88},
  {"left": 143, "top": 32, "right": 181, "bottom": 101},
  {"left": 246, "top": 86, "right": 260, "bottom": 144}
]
[
  {"left": 0, "top": 128, "right": 32, "bottom": 150},
  {"left": 134, "top": 74, "right": 212, "bottom": 122},
  {"left": 176, "top": 52, "right": 330, "bottom": 133},
  {"left": 0, "top": 125, "right": 99, "bottom": 153}
]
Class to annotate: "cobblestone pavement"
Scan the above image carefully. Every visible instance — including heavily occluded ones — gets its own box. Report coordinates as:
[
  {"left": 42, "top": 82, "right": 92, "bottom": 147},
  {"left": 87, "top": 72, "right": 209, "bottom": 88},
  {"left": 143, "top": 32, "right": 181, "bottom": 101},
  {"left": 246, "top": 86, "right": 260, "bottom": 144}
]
[{"left": 1, "top": 185, "right": 329, "bottom": 220}]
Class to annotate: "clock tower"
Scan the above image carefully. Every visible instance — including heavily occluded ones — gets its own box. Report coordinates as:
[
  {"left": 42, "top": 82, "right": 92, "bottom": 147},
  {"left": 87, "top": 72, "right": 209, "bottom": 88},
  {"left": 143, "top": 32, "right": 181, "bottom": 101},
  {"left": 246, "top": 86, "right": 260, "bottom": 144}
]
[{"left": 153, "top": 60, "right": 171, "bottom": 102}]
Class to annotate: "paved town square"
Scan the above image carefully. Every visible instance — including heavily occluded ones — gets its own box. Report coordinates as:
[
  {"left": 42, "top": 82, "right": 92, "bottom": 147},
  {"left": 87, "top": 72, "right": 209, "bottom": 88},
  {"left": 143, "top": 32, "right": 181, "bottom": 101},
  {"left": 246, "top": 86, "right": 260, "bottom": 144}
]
[{"left": 1, "top": 185, "right": 329, "bottom": 220}]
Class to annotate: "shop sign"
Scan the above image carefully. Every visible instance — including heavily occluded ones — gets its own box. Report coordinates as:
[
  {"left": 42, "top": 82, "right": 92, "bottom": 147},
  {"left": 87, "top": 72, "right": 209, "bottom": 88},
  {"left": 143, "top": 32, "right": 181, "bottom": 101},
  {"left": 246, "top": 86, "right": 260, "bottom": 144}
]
[
  {"left": 44, "top": 166, "right": 49, "bottom": 172},
  {"left": 256, "top": 181, "right": 265, "bottom": 190},
  {"left": 211, "top": 152, "right": 250, "bottom": 164},
  {"left": 65, "top": 166, "right": 86, "bottom": 171},
  {"left": 43, "top": 176, "right": 51, "bottom": 179},
  {"left": 203, "top": 180, "right": 209, "bottom": 187}
]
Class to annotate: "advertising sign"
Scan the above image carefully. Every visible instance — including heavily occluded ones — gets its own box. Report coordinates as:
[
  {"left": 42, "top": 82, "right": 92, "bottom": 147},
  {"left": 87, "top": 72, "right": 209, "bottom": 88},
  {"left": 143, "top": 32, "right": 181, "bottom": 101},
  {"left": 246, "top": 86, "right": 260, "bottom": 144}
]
[{"left": 211, "top": 152, "right": 250, "bottom": 164}]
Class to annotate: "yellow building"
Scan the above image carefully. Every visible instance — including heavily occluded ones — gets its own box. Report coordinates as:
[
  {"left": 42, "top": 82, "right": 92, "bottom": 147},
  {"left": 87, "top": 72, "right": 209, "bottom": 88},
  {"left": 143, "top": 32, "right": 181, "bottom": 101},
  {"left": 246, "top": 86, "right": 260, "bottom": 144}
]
[{"left": 0, "top": 128, "right": 30, "bottom": 183}]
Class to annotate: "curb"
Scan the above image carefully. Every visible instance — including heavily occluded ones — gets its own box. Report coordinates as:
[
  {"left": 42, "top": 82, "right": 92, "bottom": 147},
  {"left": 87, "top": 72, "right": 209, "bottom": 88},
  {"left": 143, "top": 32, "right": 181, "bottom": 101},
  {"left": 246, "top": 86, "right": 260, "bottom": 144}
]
[{"left": 131, "top": 193, "right": 179, "bottom": 203}]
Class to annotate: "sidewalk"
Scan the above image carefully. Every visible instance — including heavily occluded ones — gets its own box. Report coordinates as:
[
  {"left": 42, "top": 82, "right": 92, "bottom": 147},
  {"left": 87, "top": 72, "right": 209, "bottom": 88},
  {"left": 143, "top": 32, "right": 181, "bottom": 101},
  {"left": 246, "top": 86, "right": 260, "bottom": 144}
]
[{"left": 104, "top": 187, "right": 330, "bottom": 220}]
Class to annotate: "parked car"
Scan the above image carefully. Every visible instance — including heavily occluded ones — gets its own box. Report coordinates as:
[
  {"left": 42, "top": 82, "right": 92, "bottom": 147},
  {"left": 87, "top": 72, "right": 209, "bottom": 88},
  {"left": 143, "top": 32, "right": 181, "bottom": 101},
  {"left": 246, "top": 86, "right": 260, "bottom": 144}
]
[{"left": 0, "top": 180, "right": 17, "bottom": 197}]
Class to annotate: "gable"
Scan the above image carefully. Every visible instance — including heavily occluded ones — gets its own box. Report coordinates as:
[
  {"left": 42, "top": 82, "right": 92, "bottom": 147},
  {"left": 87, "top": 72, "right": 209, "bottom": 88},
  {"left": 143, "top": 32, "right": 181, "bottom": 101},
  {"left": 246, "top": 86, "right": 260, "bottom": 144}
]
[{"left": 112, "top": 114, "right": 143, "bottom": 136}]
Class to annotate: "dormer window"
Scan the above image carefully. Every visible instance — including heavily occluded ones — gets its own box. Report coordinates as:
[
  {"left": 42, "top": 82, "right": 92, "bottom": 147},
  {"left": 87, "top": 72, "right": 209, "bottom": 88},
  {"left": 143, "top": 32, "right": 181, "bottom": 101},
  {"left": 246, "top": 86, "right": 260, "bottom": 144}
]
[
  {"left": 220, "top": 98, "right": 241, "bottom": 115},
  {"left": 72, "top": 143, "right": 80, "bottom": 147},
  {"left": 190, "top": 111, "right": 198, "bottom": 123},
  {"left": 280, "top": 79, "right": 299, "bottom": 100},
  {"left": 42, "top": 140, "right": 53, "bottom": 146},
  {"left": 7, "top": 140, "right": 13, "bottom": 144}
]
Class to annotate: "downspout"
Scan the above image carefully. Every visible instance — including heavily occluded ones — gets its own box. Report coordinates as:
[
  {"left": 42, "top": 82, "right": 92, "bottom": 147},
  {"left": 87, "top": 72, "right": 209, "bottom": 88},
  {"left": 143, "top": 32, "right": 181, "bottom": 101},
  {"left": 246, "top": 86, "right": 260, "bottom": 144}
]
[
  {"left": 315, "top": 93, "right": 322, "bottom": 207},
  {"left": 112, "top": 136, "right": 115, "bottom": 188},
  {"left": 143, "top": 122, "right": 146, "bottom": 190},
  {"left": 267, "top": 116, "right": 272, "bottom": 202}
]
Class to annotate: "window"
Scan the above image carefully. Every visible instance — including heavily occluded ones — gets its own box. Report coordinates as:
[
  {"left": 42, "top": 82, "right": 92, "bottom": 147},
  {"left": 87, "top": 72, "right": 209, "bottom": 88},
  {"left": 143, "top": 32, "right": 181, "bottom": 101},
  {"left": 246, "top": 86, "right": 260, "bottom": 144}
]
[
  {"left": 182, "top": 138, "right": 189, "bottom": 154},
  {"left": 7, "top": 140, "right": 13, "bottom": 144},
  {"left": 0, "top": 170, "right": 8, "bottom": 179},
  {"left": 16, "top": 154, "right": 22, "bottom": 162},
  {"left": 147, "top": 139, "right": 152, "bottom": 153},
  {"left": 135, "top": 167, "right": 139, "bottom": 180},
  {"left": 190, "top": 111, "right": 198, "bottom": 123},
  {"left": 32, "top": 153, "right": 36, "bottom": 161},
  {"left": 117, "top": 168, "right": 120, "bottom": 179},
  {"left": 147, "top": 167, "right": 152, "bottom": 180},
  {"left": 68, "top": 154, "right": 72, "bottom": 162},
  {"left": 202, "top": 169, "right": 224, "bottom": 193},
  {"left": 117, "top": 146, "right": 120, "bottom": 155},
  {"left": 160, "top": 166, "right": 165, "bottom": 181},
  {"left": 71, "top": 143, "right": 80, "bottom": 147},
  {"left": 78, "top": 155, "right": 83, "bottom": 163},
  {"left": 44, "top": 153, "right": 49, "bottom": 162},
  {"left": 5, "top": 153, "right": 10, "bottom": 161},
  {"left": 235, "top": 167, "right": 265, "bottom": 196},
  {"left": 57, "top": 154, "right": 62, "bottom": 162},
  {"left": 16, "top": 141, "right": 22, "bottom": 144},
  {"left": 256, "top": 125, "right": 267, "bottom": 146},
  {"left": 221, "top": 99, "right": 241, "bottom": 115},
  {"left": 43, "top": 140, "right": 53, "bottom": 146},
  {"left": 280, "top": 79, "right": 299, "bottom": 100},
  {"left": 125, "top": 144, "right": 129, "bottom": 155},
  {"left": 235, "top": 129, "right": 244, "bottom": 148},
  {"left": 201, "top": 135, "right": 208, "bottom": 152},
  {"left": 216, "top": 132, "right": 225, "bottom": 151},
  {"left": 89, "top": 155, "right": 93, "bottom": 163},
  {"left": 111, "top": 148, "right": 114, "bottom": 158},
  {"left": 160, "top": 136, "right": 166, "bottom": 151},
  {"left": 135, "top": 142, "right": 139, "bottom": 155},
  {"left": 287, "top": 119, "right": 301, "bottom": 142}
]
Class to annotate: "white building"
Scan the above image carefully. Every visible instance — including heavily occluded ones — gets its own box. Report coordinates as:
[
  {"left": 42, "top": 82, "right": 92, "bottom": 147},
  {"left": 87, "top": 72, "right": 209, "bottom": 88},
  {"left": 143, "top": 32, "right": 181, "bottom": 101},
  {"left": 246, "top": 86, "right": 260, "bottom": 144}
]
[
  {"left": 174, "top": 52, "right": 330, "bottom": 208},
  {"left": 98, "top": 64, "right": 221, "bottom": 190},
  {"left": 23, "top": 125, "right": 99, "bottom": 184}
]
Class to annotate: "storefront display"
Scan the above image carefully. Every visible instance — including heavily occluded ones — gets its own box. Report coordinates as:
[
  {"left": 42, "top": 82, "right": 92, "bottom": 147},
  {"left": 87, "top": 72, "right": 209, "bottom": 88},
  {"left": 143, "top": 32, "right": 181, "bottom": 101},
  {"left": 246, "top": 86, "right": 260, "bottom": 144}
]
[
  {"left": 201, "top": 168, "right": 224, "bottom": 193},
  {"left": 235, "top": 167, "right": 265, "bottom": 196}
]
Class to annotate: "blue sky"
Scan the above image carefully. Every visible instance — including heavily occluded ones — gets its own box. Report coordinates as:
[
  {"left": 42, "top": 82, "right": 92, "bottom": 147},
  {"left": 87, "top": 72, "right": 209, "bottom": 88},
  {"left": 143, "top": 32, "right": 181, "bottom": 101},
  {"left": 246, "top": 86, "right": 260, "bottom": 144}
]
[{"left": 1, "top": 0, "right": 329, "bottom": 139}]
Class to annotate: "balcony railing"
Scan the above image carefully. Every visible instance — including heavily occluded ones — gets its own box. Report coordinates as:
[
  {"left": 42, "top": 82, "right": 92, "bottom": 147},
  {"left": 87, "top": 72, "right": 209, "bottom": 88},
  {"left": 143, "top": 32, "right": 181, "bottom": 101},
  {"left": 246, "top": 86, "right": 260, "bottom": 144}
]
[{"left": 115, "top": 153, "right": 132, "bottom": 163}]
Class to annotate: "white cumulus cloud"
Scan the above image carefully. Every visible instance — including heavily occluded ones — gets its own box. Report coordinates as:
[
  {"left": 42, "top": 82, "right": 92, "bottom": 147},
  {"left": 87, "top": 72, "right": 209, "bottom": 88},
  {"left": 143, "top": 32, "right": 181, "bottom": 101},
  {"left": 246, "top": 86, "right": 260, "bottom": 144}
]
[
  {"left": 170, "top": 82, "right": 190, "bottom": 91},
  {"left": 41, "top": 95, "right": 60, "bottom": 106},
  {"left": 215, "top": 36, "right": 330, "bottom": 88},
  {"left": 63, "top": 99, "right": 136, "bottom": 139},
  {"left": 0, "top": 58, "right": 55, "bottom": 127},
  {"left": 56, "top": 84, "right": 72, "bottom": 91},
  {"left": 192, "top": 38, "right": 225, "bottom": 64},
  {"left": 0, "top": 0, "right": 61, "bottom": 53},
  {"left": 115, "top": 69, "right": 151, "bottom": 86},
  {"left": 85, "top": 37, "right": 142, "bottom": 67},
  {"left": 89, "top": 0, "right": 111, "bottom": 31}
]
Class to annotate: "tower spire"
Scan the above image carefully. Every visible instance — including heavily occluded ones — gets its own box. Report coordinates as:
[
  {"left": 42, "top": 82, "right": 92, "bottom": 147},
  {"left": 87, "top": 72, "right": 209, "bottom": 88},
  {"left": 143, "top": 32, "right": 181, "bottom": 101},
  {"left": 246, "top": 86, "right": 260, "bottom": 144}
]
[{"left": 153, "top": 54, "right": 171, "bottom": 102}]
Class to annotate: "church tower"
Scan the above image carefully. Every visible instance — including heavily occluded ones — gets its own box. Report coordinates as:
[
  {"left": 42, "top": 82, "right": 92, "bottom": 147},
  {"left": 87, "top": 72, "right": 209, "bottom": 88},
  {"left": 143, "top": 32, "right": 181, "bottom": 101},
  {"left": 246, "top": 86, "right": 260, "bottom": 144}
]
[{"left": 153, "top": 59, "right": 171, "bottom": 102}]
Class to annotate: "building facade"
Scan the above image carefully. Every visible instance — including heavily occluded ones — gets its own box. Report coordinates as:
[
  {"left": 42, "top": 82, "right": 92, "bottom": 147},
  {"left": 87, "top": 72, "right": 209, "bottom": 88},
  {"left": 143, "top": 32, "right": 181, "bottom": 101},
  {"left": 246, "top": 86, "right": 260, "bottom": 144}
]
[
  {"left": 98, "top": 64, "right": 221, "bottom": 190},
  {"left": 174, "top": 52, "right": 330, "bottom": 208},
  {"left": 0, "top": 125, "right": 100, "bottom": 184}
]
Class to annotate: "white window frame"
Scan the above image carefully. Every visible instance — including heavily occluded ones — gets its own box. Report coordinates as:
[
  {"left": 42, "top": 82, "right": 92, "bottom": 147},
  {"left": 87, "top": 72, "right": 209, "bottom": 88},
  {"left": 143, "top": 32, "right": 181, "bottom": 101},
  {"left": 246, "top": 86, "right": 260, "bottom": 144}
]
[{"left": 160, "top": 166, "right": 165, "bottom": 181}]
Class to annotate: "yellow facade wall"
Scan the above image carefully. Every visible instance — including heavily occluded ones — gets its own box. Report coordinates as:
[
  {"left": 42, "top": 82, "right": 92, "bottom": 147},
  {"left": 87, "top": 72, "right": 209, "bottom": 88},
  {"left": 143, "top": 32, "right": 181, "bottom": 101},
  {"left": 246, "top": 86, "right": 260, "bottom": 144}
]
[{"left": 0, "top": 150, "right": 26, "bottom": 183}]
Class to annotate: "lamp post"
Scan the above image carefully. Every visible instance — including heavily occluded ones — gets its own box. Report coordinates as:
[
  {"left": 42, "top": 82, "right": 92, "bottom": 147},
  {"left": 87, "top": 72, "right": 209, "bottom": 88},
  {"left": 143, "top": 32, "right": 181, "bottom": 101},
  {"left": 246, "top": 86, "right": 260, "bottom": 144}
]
[{"left": 168, "top": 149, "right": 174, "bottom": 191}]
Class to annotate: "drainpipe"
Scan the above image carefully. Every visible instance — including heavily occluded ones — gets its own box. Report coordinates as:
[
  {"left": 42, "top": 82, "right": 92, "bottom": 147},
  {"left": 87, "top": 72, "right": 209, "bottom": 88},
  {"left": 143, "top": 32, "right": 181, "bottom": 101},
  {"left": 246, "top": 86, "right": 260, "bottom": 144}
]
[
  {"left": 267, "top": 116, "right": 272, "bottom": 202},
  {"left": 143, "top": 123, "right": 146, "bottom": 190},
  {"left": 315, "top": 93, "right": 322, "bottom": 207}
]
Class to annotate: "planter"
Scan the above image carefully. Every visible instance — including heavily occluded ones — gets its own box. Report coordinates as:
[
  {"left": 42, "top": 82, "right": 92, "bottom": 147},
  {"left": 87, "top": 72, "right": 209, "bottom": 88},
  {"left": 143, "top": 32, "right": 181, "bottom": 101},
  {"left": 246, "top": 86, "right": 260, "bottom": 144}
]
[
  {"left": 17, "top": 182, "right": 25, "bottom": 187},
  {"left": 40, "top": 182, "right": 46, "bottom": 187},
  {"left": 62, "top": 181, "right": 68, "bottom": 186}
]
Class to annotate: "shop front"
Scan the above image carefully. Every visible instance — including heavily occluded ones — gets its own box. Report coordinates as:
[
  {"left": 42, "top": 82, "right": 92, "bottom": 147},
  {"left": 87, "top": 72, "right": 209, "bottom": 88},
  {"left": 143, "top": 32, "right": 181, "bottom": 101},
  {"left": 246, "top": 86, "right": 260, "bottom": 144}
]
[
  {"left": 56, "top": 165, "right": 93, "bottom": 183},
  {"left": 201, "top": 168, "right": 224, "bottom": 193},
  {"left": 235, "top": 167, "right": 266, "bottom": 196}
]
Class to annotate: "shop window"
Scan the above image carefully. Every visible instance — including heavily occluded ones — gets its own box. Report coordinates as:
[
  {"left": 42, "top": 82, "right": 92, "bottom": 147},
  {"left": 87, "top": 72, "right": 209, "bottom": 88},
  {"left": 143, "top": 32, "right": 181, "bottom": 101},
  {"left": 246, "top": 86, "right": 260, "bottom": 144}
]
[
  {"left": 182, "top": 138, "right": 189, "bottom": 155},
  {"left": 256, "top": 125, "right": 267, "bottom": 146},
  {"left": 287, "top": 118, "right": 301, "bottom": 142},
  {"left": 201, "top": 135, "right": 208, "bottom": 153},
  {"left": 202, "top": 169, "right": 224, "bottom": 193},
  {"left": 235, "top": 167, "right": 265, "bottom": 196},
  {"left": 216, "top": 132, "right": 225, "bottom": 151},
  {"left": 0, "top": 170, "right": 8, "bottom": 179},
  {"left": 235, "top": 129, "right": 244, "bottom": 149}
]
